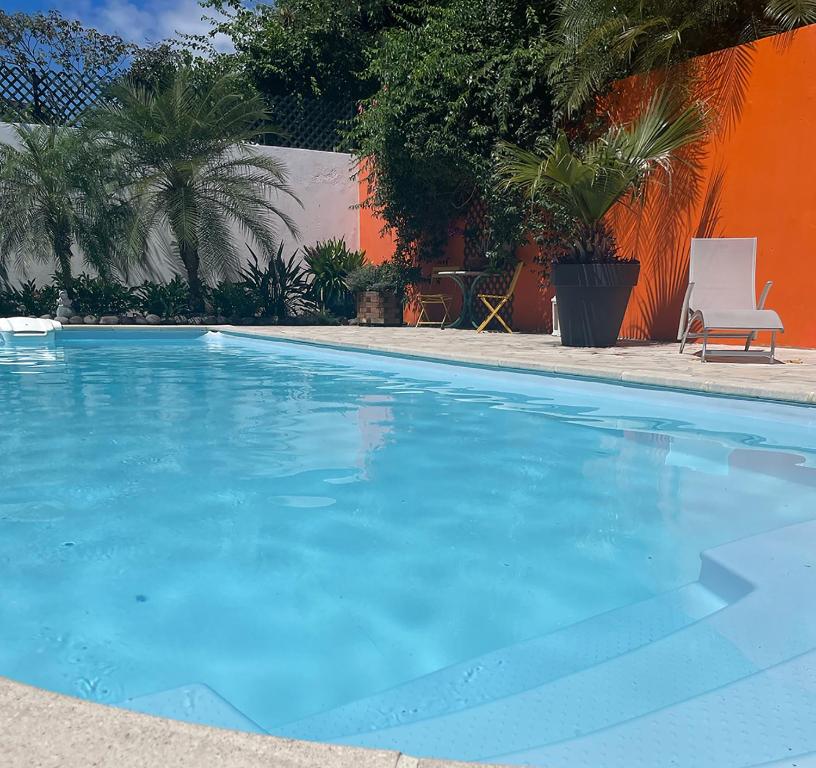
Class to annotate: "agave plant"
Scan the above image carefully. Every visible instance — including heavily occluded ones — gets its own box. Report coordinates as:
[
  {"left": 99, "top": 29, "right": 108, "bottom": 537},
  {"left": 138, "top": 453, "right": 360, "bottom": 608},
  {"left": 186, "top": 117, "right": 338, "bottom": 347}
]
[
  {"left": 239, "top": 243, "right": 313, "bottom": 320},
  {"left": 0, "top": 124, "right": 135, "bottom": 291},
  {"left": 303, "top": 239, "right": 365, "bottom": 318},
  {"left": 87, "top": 66, "right": 301, "bottom": 312},
  {"left": 496, "top": 93, "right": 706, "bottom": 263}
]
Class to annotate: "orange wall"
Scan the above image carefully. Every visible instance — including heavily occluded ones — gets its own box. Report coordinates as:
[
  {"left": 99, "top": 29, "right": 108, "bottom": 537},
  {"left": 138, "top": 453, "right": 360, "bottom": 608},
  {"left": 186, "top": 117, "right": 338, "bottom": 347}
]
[
  {"left": 612, "top": 26, "right": 816, "bottom": 347},
  {"left": 359, "top": 26, "right": 816, "bottom": 346},
  {"left": 359, "top": 169, "right": 399, "bottom": 266}
]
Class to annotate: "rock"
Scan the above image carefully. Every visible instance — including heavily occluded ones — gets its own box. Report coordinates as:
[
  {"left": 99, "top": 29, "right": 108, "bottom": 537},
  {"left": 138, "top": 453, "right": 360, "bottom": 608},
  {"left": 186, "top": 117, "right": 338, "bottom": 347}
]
[
  {"left": 190, "top": 316, "right": 204, "bottom": 325},
  {"left": 99, "top": 315, "right": 119, "bottom": 325},
  {"left": 348, "top": 318, "right": 360, "bottom": 326},
  {"left": 215, "top": 316, "right": 227, "bottom": 324},
  {"left": 83, "top": 315, "right": 98, "bottom": 324},
  {"left": 56, "top": 309, "right": 74, "bottom": 320},
  {"left": 173, "top": 315, "right": 189, "bottom": 325},
  {"left": 145, "top": 314, "right": 161, "bottom": 325},
  {"left": 68, "top": 316, "right": 84, "bottom": 325},
  {"left": 202, "top": 315, "right": 217, "bottom": 324},
  {"left": 39, "top": 313, "right": 53, "bottom": 320},
  {"left": 134, "top": 316, "right": 148, "bottom": 325}
]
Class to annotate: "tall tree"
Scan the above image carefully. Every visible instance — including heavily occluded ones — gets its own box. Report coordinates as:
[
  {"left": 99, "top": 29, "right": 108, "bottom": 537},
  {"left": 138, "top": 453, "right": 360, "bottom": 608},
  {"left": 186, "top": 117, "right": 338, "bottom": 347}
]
[
  {"left": 350, "top": 0, "right": 557, "bottom": 262},
  {"left": 88, "top": 67, "right": 300, "bottom": 312},
  {"left": 202, "top": 0, "right": 407, "bottom": 102},
  {"left": 0, "top": 124, "right": 134, "bottom": 290}
]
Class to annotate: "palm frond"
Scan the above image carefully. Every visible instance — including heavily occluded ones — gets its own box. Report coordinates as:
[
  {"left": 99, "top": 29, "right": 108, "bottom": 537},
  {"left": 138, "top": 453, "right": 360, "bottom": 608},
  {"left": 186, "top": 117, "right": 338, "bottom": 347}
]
[
  {"left": 496, "top": 90, "right": 706, "bottom": 256},
  {"left": 87, "top": 65, "right": 301, "bottom": 307},
  {"left": 764, "top": 0, "right": 816, "bottom": 29}
]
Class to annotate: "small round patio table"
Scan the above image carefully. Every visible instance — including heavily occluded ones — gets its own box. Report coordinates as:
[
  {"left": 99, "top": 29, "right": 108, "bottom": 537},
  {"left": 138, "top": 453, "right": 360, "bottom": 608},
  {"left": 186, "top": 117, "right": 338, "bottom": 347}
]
[{"left": 438, "top": 270, "right": 489, "bottom": 329}]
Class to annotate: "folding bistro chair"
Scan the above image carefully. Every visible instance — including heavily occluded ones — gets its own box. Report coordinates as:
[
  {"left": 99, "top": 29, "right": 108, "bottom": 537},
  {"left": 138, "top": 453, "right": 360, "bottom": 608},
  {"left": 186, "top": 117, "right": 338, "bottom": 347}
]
[
  {"left": 678, "top": 238, "right": 784, "bottom": 362},
  {"left": 415, "top": 266, "right": 454, "bottom": 328},
  {"left": 476, "top": 261, "right": 523, "bottom": 334}
]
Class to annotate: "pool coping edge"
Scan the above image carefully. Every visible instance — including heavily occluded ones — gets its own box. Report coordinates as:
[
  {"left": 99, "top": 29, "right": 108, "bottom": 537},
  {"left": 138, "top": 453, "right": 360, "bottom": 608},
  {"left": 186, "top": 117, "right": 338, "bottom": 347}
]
[{"left": 53, "top": 323, "right": 816, "bottom": 406}]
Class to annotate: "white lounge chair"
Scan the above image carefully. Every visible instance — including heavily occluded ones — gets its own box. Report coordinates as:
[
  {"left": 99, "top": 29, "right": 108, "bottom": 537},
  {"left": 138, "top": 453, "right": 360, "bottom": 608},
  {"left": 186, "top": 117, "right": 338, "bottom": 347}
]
[{"left": 678, "top": 237, "right": 783, "bottom": 362}]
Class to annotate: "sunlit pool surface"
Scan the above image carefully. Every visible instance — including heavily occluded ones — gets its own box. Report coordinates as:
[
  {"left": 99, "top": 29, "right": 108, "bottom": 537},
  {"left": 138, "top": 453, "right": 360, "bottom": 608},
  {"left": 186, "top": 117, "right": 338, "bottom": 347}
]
[{"left": 1, "top": 330, "right": 815, "bottom": 754}]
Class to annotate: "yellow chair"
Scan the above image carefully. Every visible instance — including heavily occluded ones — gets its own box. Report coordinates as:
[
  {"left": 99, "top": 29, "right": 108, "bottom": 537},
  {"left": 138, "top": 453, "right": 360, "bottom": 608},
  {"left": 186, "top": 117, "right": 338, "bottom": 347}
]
[
  {"left": 476, "top": 262, "right": 523, "bottom": 333},
  {"left": 415, "top": 266, "right": 453, "bottom": 328}
]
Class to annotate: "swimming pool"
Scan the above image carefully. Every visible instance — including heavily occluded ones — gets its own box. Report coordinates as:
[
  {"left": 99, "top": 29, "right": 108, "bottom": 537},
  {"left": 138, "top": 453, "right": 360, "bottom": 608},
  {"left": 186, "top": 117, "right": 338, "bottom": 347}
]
[{"left": 2, "top": 329, "right": 815, "bottom": 765}]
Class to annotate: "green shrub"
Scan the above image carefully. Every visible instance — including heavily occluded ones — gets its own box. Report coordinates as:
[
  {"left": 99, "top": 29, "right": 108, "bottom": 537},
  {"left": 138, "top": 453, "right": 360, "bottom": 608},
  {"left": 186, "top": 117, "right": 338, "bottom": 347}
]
[
  {"left": 346, "top": 258, "right": 419, "bottom": 300},
  {"left": 135, "top": 277, "right": 190, "bottom": 318},
  {"left": 2, "top": 279, "right": 59, "bottom": 316},
  {"left": 72, "top": 273, "right": 135, "bottom": 316},
  {"left": 209, "top": 281, "right": 259, "bottom": 318},
  {"left": 345, "top": 264, "right": 380, "bottom": 293},
  {"left": 303, "top": 238, "right": 365, "bottom": 319},
  {"left": 0, "top": 285, "right": 21, "bottom": 316}
]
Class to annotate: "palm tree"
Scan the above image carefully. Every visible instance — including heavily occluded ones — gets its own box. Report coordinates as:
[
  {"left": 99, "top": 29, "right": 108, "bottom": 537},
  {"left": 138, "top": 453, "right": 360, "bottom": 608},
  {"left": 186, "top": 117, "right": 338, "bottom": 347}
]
[
  {"left": 549, "top": 0, "right": 816, "bottom": 116},
  {"left": 0, "top": 124, "right": 133, "bottom": 291},
  {"left": 496, "top": 93, "right": 706, "bottom": 262},
  {"left": 89, "top": 67, "right": 300, "bottom": 312}
]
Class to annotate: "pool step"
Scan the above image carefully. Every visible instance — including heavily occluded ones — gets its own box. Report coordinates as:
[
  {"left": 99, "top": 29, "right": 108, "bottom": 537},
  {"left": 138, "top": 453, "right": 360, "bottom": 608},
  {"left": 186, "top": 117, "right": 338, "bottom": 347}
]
[
  {"left": 121, "top": 683, "right": 266, "bottom": 734},
  {"left": 277, "top": 520, "right": 816, "bottom": 766},
  {"left": 492, "top": 649, "right": 816, "bottom": 768},
  {"left": 276, "top": 581, "right": 727, "bottom": 743},
  {"left": 326, "top": 611, "right": 759, "bottom": 761}
]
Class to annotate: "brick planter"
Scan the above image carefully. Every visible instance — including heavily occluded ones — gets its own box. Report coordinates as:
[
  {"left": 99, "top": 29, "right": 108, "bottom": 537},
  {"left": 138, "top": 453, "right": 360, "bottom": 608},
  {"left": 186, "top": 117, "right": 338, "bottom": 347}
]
[{"left": 355, "top": 291, "right": 403, "bottom": 326}]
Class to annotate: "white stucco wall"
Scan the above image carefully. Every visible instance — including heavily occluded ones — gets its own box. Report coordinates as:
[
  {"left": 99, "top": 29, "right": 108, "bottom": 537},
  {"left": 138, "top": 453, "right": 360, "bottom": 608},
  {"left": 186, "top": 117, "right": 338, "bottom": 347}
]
[{"left": 0, "top": 122, "right": 359, "bottom": 286}]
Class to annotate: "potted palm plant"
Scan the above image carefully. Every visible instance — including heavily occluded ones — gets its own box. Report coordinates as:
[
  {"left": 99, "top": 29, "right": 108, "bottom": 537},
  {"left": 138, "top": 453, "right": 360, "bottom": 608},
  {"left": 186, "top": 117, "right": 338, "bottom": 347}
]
[{"left": 497, "top": 93, "right": 705, "bottom": 347}]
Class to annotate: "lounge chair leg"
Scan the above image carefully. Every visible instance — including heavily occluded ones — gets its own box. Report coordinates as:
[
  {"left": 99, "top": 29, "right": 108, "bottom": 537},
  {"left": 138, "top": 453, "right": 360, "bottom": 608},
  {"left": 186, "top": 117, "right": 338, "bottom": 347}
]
[
  {"left": 769, "top": 331, "right": 776, "bottom": 362},
  {"left": 701, "top": 331, "right": 708, "bottom": 362},
  {"left": 679, "top": 325, "right": 690, "bottom": 354},
  {"left": 744, "top": 331, "right": 754, "bottom": 352}
]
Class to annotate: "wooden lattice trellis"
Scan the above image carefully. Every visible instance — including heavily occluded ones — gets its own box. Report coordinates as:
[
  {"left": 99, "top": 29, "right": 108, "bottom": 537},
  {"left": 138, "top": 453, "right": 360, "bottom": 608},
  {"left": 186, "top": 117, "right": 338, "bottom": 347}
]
[
  {"left": 0, "top": 62, "right": 109, "bottom": 124},
  {"left": 463, "top": 200, "right": 515, "bottom": 331},
  {"left": 0, "top": 62, "right": 354, "bottom": 153},
  {"left": 259, "top": 95, "right": 355, "bottom": 153}
]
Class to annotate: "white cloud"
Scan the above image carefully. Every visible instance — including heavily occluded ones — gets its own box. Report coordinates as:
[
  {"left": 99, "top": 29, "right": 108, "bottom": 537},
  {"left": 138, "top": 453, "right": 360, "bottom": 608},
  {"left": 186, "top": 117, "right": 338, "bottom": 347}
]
[{"left": 66, "top": 0, "right": 234, "bottom": 52}]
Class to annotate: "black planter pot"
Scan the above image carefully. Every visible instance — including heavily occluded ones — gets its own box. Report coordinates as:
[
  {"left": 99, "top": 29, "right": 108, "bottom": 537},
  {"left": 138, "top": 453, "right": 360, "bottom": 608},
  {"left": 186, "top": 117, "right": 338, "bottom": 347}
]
[{"left": 552, "top": 262, "right": 640, "bottom": 347}]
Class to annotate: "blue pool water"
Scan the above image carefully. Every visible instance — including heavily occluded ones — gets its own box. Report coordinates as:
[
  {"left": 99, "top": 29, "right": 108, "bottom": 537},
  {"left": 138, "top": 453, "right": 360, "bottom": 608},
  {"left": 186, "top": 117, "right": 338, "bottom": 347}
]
[{"left": 1, "top": 330, "right": 815, "bottom": 745}]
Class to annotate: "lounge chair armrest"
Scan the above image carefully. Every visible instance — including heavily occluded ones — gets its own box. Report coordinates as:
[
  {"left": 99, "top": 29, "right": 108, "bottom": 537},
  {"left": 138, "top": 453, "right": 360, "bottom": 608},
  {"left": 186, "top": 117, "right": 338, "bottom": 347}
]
[
  {"left": 677, "top": 282, "right": 694, "bottom": 341},
  {"left": 757, "top": 280, "right": 773, "bottom": 309}
]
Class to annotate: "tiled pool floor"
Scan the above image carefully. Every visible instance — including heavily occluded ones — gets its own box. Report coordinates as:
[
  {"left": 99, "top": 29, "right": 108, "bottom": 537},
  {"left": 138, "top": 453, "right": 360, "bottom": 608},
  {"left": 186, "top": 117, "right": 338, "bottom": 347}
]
[{"left": 3, "top": 326, "right": 815, "bottom": 768}]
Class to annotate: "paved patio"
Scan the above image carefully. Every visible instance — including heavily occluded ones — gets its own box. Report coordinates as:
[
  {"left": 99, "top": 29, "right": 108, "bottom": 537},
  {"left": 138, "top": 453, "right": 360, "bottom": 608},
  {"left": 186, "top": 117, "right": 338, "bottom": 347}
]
[
  {"left": 0, "top": 676, "right": 487, "bottom": 768},
  {"left": 225, "top": 326, "right": 816, "bottom": 405}
]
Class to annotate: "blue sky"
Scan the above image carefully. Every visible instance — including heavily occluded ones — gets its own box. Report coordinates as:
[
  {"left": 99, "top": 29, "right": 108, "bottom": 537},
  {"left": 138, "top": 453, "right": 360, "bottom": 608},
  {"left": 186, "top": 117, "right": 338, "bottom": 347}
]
[{"left": 5, "top": 0, "right": 233, "bottom": 48}]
